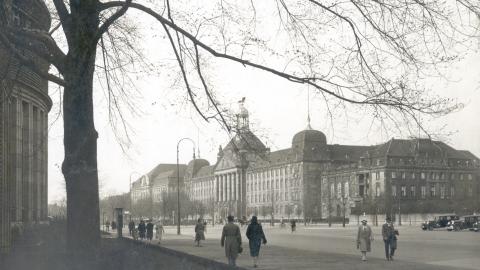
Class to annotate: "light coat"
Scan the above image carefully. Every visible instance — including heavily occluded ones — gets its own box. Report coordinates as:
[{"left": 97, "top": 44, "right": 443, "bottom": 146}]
[
  {"left": 221, "top": 222, "right": 242, "bottom": 259},
  {"left": 357, "top": 224, "right": 373, "bottom": 252}
]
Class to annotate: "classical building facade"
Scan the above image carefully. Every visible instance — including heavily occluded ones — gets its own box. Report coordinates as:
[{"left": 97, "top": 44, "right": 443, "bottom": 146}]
[
  {"left": 0, "top": 0, "right": 51, "bottom": 253},
  {"left": 132, "top": 100, "right": 480, "bottom": 223},
  {"left": 185, "top": 102, "right": 480, "bottom": 222}
]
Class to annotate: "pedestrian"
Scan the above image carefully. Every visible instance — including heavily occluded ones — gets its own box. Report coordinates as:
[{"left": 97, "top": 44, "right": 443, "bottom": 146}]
[
  {"left": 132, "top": 228, "right": 139, "bottom": 240},
  {"left": 128, "top": 220, "right": 135, "bottom": 236},
  {"left": 155, "top": 222, "right": 165, "bottom": 244},
  {"left": 105, "top": 220, "right": 110, "bottom": 232},
  {"left": 195, "top": 218, "right": 206, "bottom": 247},
  {"left": 111, "top": 220, "right": 117, "bottom": 231},
  {"left": 391, "top": 229, "right": 399, "bottom": 258},
  {"left": 382, "top": 216, "right": 396, "bottom": 261},
  {"left": 290, "top": 219, "right": 296, "bottom": 233},
  {"left": 221, "top": 215, "right": 242, "bottom": 267},
  {"left": 146, "top": 220, "right": 154, "bottom": 241},
  {"left": 356, "top": 217, "right": 373, "bottom": 261},
  {"left": 246, "top": 216, "right": 267, "bottom": 268},
  {"left": 138, "top": 219, "right": 146, "bottom": 240}
]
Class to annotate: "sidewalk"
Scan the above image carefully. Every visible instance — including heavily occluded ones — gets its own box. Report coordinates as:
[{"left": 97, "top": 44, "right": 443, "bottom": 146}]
[{"left": 150, "top": 237, "right": 470, "bottom": 270}]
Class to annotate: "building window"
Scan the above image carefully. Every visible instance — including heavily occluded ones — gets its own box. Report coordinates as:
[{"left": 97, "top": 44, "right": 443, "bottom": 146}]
[
  {"left": 392, "top": 185, "right": 397, "bottom": 197},
  {"left": 421, "top": 186, "right": 426, "bottom": 199},
  {"left": 410, "top": 185, "right": 415, "bottom": 197},
  {"left": 450, "top": 186, "right": 455, "bottom": 198},
  {"left": 460, "top": 174, "right": 464, "bottom": 180},
  {"left": 401, "top": 172, "right": 406, "bottom": 179},
  {"left": 421, "top": 172, "right": 426, "bottom": 179},
  {"left": 375, "top": 183, "right": 380, "bottom": 197},
  {"left": 430, "top": 184, "right": 436, "bottom": 197},
  {"left": 467, "top": 185, "right": 473, "bottom": 197},
  {"left": 401, "top": 186, "right": 406, "bottom": 197},
  {"left": 412, "top": 172, "right": 416, "bottom": 179},
  {"left": 440, "top": 184, "right": 445, "bottom": 199},
  {"left": 392, "top": 172, "right": 397, "bottom": 179},
  {"left": 468, "top": 174, "right": 473, "bottom": 180}
]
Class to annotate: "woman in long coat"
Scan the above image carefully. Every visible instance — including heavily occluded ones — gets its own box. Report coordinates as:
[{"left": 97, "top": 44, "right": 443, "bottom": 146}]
[
  {"left": 195, "top": 218, "right": 206, "bottom": 247},
  {"left": 221, "top": 215, "right": 242, "bottom": 267},
  {"left": 246, "top": 216, "right": 267, "bottom": 268},
  {"left": 357, "top": 218, "right": 374, "bottom": 261}
]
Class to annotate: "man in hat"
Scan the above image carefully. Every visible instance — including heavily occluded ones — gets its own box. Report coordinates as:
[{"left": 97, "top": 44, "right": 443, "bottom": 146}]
[
  {"left": 221, "top": 215, "right": 242, "bottom": 266},
  {"left": 356, "top": 217, "right": 373, "bottom": 261},
  {"left": 382, "top": 216, "right": 396, "bottom": 260}
]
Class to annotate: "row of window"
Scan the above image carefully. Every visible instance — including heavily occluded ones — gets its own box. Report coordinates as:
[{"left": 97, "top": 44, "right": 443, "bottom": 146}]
[
  {"left": 391, "top": 184, "right": 474, "bottom": 199},
  {"left": 248, "top": 190, "right": 301, "bottom": 204},
  {"left": 364, "top": 157, "right": 476, "bottom": 167},
  {"left": 390, "top": 171, "right": 474, "bottom": 181}
]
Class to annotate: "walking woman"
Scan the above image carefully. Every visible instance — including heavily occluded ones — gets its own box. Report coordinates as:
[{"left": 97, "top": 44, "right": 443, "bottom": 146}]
[
  {"left": 356, "top": 217, "right": 373, "bottom": 261},
  {"left": 195, "top": 218, "right": 206, "bottom": 247},
  {"left": 221, "top": 215, "right": 242, "bottom": 266},
  {"left": 246, "top": 216, "right": 267, "bottom": 268}
]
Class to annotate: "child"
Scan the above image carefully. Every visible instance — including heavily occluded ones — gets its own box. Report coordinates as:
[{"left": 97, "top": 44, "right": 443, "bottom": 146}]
[{"left": 391, "top": 229, "right": 399, "bottom": 260}]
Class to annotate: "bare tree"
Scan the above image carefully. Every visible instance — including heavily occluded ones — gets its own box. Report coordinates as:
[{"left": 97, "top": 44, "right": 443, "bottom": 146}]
[{"left": 1, "top": 0, "right": 479, "bottom": 261}]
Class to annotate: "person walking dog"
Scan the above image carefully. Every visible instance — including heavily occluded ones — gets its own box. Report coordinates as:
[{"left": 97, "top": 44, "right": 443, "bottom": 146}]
[
  {"left": 221, "top": 215, "right": 242, "bottom": 266},
  {"left": 357, "top": 217, "right": 373, "bottom": 261},
  {"left": 246, "top": 216, "right": 267, "bottom": 268}
]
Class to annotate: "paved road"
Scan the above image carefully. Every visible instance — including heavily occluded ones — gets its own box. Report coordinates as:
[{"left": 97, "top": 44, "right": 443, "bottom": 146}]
[{"left": 118, "top": 223, "right": 480, "bottom": 269}]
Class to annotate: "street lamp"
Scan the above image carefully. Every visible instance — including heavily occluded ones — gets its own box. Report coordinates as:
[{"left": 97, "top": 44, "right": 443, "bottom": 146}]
[{"left": 176, "top": 137, "right": 196, "bottom": 235}]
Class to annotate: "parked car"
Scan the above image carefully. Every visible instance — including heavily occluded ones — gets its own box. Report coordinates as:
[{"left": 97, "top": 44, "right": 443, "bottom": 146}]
[
  {"left": 462, "top": 215, "right": 480, "bottom": 231},
  {"left": 446, "top": 219, "right": 464, "bottom": 231},
  {"left": 422, "top": 215, "right": 459, "bottom": 230}
]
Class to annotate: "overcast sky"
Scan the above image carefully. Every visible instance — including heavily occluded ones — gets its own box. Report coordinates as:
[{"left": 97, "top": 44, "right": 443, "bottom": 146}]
[{"left": 46, "top": 3, "right": 480, "bottom": 203}]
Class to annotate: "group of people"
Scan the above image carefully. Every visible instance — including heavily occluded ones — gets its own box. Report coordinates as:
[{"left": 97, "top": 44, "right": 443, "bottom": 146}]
[
  {"left": 128, "top": 219, "right": 165, "bottom": 243},
  {"left": 104, "top": 220, "right": 117, "bottom": 231},
  {"left": 356, "top": 216, "right": 399, "bottom": 261}
]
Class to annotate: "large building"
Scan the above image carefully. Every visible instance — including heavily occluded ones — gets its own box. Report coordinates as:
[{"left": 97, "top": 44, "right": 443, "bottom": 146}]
[
  {"left": 0, "top": 0, "right": 51, "bottom": 253},
  {"left": 132, "top": 100, "right": 480, "bottom": 223}
]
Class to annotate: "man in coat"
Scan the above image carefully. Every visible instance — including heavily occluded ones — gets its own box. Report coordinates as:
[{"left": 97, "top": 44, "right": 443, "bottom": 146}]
[
  {"left": 382, "top": 216, "right": 396, "bottom": 260},
  {"left": 221, "top": 215, "right": 242, "bottom": 266},
  {"left": 146, "top": 220, "right": 154, "bottom": 241},
  {"left": 246, "top": 216, "right": 267, "bottom": 268},
  {"left": 357, "top": 217, "right": 373, "bottom": 261}
]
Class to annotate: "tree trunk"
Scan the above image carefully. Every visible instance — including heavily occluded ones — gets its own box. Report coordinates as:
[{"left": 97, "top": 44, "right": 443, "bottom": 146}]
[{"left": 62, "top": 51, "right": 99, "bottom": 258}]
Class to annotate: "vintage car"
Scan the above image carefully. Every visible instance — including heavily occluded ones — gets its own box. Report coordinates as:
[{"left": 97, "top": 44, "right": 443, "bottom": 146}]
[
  {"left": 463, "top": 215, "right": 480, "bottom": 231},
  {"left": 446, "top": 219, "right": 464, "bottom": 231},
  {"left": 422, "top": 215, "right": 459, "bottom": 230}
]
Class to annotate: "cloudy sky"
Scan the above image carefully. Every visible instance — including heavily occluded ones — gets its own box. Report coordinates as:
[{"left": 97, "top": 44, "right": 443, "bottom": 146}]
[{"left": 46, "top": 2, "right": 480, "bottom": 203}]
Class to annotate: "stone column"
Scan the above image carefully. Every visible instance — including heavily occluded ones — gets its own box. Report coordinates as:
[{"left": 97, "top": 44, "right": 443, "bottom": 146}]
[
  {"left": 233, "top": 174, "right": 237, "bottom": 201},
  {"left": 215, "top": 176, "right": 218, "bottom": 202}
]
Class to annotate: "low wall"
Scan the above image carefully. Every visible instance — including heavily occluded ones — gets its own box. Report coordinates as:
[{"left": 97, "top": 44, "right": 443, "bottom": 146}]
[{"left": 103, "top": 237, "right": 245, "bottom": 270}]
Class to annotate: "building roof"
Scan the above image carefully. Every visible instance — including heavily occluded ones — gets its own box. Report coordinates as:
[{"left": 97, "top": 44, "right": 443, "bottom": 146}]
[{"left": 224, "top": 130, "right": 267, "bottom": 153}]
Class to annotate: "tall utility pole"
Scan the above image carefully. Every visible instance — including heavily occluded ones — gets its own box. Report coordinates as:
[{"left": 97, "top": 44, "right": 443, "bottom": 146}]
[{"left": 176, "top": 137, "right": 195, "bottom": 235}]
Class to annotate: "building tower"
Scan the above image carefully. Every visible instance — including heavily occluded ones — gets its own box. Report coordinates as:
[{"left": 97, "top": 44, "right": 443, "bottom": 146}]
[{"left": 0, "top": 0, "right": 51, "bottom": 253}]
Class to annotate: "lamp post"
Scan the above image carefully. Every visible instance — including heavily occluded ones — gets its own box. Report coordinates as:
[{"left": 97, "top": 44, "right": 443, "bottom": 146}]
[{"left": 176, "top": 137, "right": 196, "bottom": 235}]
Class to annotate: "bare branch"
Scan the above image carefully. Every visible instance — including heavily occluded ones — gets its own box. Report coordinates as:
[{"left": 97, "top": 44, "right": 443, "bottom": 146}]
[{"left": 95, "top": 0, "right": 132, "bottom": 42}]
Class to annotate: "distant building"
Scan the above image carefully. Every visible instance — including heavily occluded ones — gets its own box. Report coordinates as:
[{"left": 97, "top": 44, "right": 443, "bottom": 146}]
[
  {"left": 0, "top": 0, "right": 51, "bottom": 253},
  {"left": 132, "top": 100, "right": 480, "bottom": 223}
]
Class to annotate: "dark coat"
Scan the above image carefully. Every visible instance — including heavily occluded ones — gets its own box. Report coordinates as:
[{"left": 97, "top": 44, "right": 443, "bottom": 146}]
[
  {"left": 382, "top": 222, "right": 395, "bottom": 241},
  {"left": 246, "top": 223, "right": 267, "bottom": 257},
  {"left": 138, "top": 222, "right": 146, "bottom": 238},
  {"left": 146, "top": 222, "right": 154, "bottom": 239},
  {"left": 195, "top": 222, "right": 205, "bottom": 241}
]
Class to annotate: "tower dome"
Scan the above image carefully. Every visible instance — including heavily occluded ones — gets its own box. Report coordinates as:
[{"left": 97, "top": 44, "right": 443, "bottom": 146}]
[{"left": 292, "top": 129, "right": 327, "bottom": 150}]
